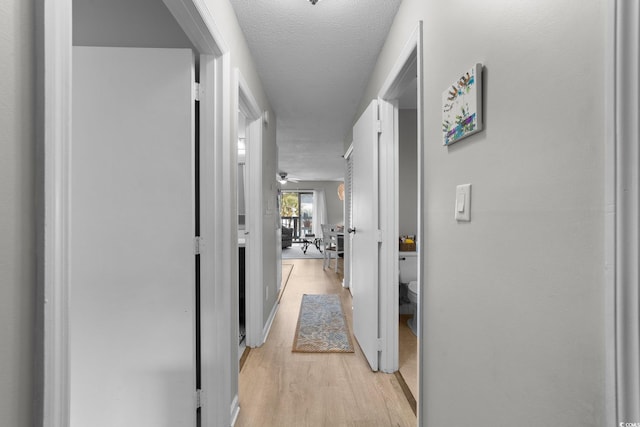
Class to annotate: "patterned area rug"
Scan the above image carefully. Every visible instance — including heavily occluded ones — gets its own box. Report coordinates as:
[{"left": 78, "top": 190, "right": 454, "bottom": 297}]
[
  {"left": 282, "top": 243, "right": 324, "bottom": 259},
  {"left": 292, "top": 294, "right": 354, "bottom": 353}
]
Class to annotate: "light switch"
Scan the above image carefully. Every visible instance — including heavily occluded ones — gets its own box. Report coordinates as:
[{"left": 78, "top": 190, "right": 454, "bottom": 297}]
[
  {"left": 455, "top": 184, "right": 471, "bottom": 221},
  {"left": 456, "top": 193, "right": 465, "bottom": 212}
]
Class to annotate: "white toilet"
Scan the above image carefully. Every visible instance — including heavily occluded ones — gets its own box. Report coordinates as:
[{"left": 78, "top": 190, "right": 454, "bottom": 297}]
[{"left": 399, "top": 251, "right": 418, "bottom": 336}]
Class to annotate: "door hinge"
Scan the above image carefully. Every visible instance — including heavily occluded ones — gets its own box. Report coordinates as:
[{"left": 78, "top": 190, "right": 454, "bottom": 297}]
[
  {"left": 192, "top": 82, "right": 202, "bottom": 101},
  {"left": 196, "top": 389, "right": 203, "bottom": 408},
  {"left": 375, "top": 120, "right": 382, "bottom": 134},
  {"left": 376, "top": 229, "right": 383, "bottom": 243},
  {"left": 377, "top": 338, "right": 384, "bottom": 351},
  {"left": 194, "top": 236, "right": 202, "bottom": 255}
]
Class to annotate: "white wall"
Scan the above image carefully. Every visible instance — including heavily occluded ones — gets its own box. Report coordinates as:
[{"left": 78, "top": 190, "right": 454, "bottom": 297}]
[
  {"left": 73, "top": 0, "right": 194, "bottom": 48},
  {"left": 281, "top": 181, "right": 345, "bottom": 225},
  {"left": 200, "top": 0, "right": 278, "bottom": 418},
  {"left": 399, "top": 109, "right": 418, "bottom": 237},
  {"left": 0, "top": 0, "right": 35, "bottom": 426},
  {"left": 358, "top": 1, "right": 606, "bottom": 425}
]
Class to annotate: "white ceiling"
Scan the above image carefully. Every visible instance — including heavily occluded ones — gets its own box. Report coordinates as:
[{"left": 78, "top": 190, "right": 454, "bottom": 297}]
[{"left": 229, "top": 0, "right": 402, "bottom": 181}]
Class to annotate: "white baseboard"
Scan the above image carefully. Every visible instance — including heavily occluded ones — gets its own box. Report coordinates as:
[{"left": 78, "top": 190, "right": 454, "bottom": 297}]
[
  {"left": 262, "top": 302, "right": 279, "bottom": 344},
  {"left": 230, "top": 394, "right": 240, "bottom": 427}
]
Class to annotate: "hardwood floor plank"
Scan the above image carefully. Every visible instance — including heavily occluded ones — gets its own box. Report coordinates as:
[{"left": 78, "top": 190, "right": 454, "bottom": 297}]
[
  {"left": 236, "top": 259, "right": 416, "bottom": 427},
  {"left": 398, "top": 314, "right": 418, "bottom": 401}
]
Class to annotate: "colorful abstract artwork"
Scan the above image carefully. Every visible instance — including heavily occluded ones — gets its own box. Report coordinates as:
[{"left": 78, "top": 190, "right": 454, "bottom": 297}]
[{"left": 442, "top": 63, "right": 483, "bottom": 145}]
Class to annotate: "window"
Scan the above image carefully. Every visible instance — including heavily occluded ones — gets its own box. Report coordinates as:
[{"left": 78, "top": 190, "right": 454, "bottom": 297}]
[{"left": 280, "top": 191, "right": 313, "bottom": 240}]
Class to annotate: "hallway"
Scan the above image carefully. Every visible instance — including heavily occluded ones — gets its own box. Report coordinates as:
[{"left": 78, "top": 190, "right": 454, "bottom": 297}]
[{"left": 236, "top": 259, "right": 416, "bottom": 427}]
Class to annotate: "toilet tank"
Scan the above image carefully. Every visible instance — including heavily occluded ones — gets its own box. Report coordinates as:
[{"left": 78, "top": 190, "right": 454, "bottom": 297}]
[{"left": 399, "top": 251, "right": 418, "bottom": 283}]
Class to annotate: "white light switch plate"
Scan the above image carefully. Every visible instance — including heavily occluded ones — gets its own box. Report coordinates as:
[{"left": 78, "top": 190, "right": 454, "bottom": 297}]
[{"left": 455, "top": 184, "right": 471, "bottom": 221}]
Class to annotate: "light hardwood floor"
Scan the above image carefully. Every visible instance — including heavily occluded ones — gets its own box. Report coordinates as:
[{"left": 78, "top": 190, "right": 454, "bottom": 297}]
[
  {"left": 398, "top": 315, "right": 418, "bottom": 401},
  {"left": 236, "top": 259, "right": 417, "bottom": 427}
]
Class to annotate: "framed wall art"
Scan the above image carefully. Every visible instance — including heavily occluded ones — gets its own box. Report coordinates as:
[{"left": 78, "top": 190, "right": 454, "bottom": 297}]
[{"left": 442, "top": 63, "right": 483, "bottom": 146}]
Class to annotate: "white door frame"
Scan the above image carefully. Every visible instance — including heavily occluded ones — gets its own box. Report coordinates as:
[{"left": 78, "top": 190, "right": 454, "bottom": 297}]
[
  {"left": 375, "top": 18, "right": 423, "bottom": 405},
  {"left": 605, "top": 0, "right": 640, "bottom": 424},
  {"left": 235, "top": 69, "right": 265, "bottom": 348},
  {"left": 38, "top": 1, "right": 234, "bottom": 426}
]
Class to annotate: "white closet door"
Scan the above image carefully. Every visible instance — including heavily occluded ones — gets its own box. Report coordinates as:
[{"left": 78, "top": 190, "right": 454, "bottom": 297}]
[
  {"left": 71, "top": 47, "right": 196, "bottom": 427},
  {"left": 345, "top": 154, "right": 353, "bottom": 288}
]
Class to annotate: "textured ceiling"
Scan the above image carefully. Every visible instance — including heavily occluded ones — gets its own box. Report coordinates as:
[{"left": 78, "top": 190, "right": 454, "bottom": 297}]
[{"left": 229, "top": 0, "right": 402, "bottom": 181}]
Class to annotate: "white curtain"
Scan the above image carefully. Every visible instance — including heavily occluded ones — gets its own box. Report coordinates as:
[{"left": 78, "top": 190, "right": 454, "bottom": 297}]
[{"left": 312, "top": 190, "right": 328, "bottom": 236}]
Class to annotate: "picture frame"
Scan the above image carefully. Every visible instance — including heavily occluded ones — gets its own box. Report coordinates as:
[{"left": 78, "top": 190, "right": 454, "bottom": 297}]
[{"left": 442, "top": 63, "right": 483, "bottom": 146}]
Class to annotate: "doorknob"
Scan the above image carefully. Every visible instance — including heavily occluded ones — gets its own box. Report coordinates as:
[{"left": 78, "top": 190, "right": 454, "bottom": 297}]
[{"left": 348, "top": 227, "right": 356, "bottom": 234}]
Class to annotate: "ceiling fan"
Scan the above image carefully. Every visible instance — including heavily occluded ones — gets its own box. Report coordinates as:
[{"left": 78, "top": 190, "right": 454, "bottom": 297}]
[{"left": 277, "top": 172, "right": 300, "bottom": 184}]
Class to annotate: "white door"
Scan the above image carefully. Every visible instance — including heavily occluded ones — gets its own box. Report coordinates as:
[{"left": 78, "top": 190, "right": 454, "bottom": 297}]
[
  {"left": 70, "top": 47, "right": 196, "bottom": 426},
  {"left": 351, "top": 100, "right": 380, "bottom": 371}
]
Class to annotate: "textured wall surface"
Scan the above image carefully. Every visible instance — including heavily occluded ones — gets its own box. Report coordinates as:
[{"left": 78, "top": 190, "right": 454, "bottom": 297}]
[{"left": 0, "top": 0, "right": 35, "bottom": 426}]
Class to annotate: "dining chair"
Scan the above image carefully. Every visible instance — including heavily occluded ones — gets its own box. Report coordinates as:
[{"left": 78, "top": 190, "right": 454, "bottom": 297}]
[{"left": 321, "top": 224, "right": 344, "bottom": 273}]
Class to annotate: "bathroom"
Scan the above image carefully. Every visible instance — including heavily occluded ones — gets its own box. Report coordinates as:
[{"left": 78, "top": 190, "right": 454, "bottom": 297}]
[{"left": 398, "top": 106, "right": 419, "bottom": 401}]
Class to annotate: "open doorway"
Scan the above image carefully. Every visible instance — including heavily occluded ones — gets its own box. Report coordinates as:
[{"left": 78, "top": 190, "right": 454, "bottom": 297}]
[
  {"left": 42, "top": 0, "right": 234, "bottom": 425},
  {"left": 377, "top": 23, "right": 423, "bottom": 418},
  {"left": 234, "top": 70, "right": 265, "bottom": 350},
  {"left": 69, "top": 2, "right": 200, "bottom": 425},
  {"left": 238, "top": 110, "right": 248, "bottom": 352},
  {"left": 368, "top": 21, "right": 423, "bottom": 417},
  {"left": 397, "top": 101, "right": 419, "bottom": 402},
  {"left": 346, "top": 22, "right": 424, "bottom": 416}
]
